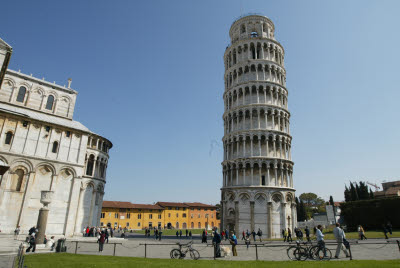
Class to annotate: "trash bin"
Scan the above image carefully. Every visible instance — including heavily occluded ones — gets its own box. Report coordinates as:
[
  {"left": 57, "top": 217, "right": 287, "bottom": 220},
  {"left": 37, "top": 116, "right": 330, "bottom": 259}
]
[{"left": 56, "top": 238, "right": 67, "bottom": 253}]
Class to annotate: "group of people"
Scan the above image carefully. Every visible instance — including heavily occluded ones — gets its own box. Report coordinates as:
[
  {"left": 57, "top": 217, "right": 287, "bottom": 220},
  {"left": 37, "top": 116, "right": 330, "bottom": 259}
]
[
  {"left": 25, "top": 226, "right": 55, "bottom": 253},
  {"left": 144, "top": 228, "right": 163, "bottom": 241},
  {"left": 84, "top": 226, "right": 113, "bottom": 238},
  {"left": 212, "top": 228, "right": 238, "bottom": 257},
  {"left": 241, "top": 229, "right": 263, "bottom": 242}
]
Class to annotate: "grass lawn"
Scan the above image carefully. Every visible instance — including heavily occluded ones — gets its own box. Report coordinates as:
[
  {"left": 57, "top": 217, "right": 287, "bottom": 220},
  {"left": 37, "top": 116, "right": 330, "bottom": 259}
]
[
  {"left": 316, "top": 231, "right": 400, "bottom": 240},
  {"left": 24, "top": 254, "right": 400, "bottom": 268}
]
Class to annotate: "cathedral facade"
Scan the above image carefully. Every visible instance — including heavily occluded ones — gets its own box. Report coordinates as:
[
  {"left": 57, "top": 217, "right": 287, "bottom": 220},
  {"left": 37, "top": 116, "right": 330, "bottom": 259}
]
[
  {"left": 221, "top": 15, "right": 296, "bottom": 238},
  {"left": 0, "top": 37, "right": 112, "bottom": 236}
]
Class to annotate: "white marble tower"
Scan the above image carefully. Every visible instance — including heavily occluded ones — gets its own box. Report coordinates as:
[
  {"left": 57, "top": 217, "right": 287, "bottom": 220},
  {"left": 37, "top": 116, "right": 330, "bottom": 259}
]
[{"left": 221, "top": 14, "right": 296, "bottom": 238}]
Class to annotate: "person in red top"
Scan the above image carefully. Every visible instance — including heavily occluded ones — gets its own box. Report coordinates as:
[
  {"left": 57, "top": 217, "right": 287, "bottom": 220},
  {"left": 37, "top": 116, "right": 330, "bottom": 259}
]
[
  {"left": 98, "top": 231, "right": 106, "bottom": 252},
  {"left": 86, "top": 226, "right": 90, "bottom": 237}
]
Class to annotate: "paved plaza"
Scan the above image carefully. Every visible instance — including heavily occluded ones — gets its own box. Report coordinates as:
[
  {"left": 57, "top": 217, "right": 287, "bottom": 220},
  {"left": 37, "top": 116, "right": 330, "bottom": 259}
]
[
  {"left": 0, "top": 233, "right": 398, "bottom": 267},
  {"left": 65, "top": 234, "right": 400, "bottom": 261}
]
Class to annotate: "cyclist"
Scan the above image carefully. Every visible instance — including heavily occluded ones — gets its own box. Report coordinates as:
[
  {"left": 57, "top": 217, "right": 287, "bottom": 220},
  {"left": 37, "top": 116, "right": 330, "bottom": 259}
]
[{"left": 316, "top": 225, "right": 326, "bottom": 256}]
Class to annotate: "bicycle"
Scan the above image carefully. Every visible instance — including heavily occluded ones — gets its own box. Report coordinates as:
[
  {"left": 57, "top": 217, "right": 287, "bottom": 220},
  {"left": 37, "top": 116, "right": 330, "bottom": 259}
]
[
  {"left": 170, "top": 241, "right": 200, "bottom": 260},
  {"left": 287, "top": 241, "right": 316, "bottom": 261}
]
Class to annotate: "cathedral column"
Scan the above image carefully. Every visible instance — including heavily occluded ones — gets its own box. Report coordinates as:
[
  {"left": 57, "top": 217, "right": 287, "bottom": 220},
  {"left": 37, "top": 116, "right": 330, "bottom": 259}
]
[
  {"left": 271, "top": 111, "right": 275, "bottom": 129},
  {"left": 257, "top": 110, "right": 261, "bottom": 129},
  {"left": 258, "top": 136, "right": 262, "bottom": 156},
  {"left": 243, "top": 167, "right": 246, "bottom": 186},
  {"left": 242, "top": 138, "right": 246, "bottom": 157},
  {"left": 282, "top": 202, "right": 287, "bottom": 231},
  {"left": 236, "top": 167, "right": 239, "bottom": 185},
  {"left": 272, "top": 136, "right": 276, "bottom": 157},
  {"left": 266, "top": 163, "right": 270, "bottom": 185},
  {"left": 267, "top": 202, "right": 272, "bottom": 238},
  {"left": 251, "top": 163, "right": 254, "bottom": 185},
  {"left": 250, "top": 201, "right": 255, "bottom": 232},
  {"left": 235, "top": 201, "right": 239, "bottom": 234},
  {"left": 250, "top": 136, "right": 253, "bottom": 156},
  {"left": 259, "top": 164, "right": 262, "bottom": 185},
  {"left": 274, "top": 164, "right": 278, "bottom": 186}
]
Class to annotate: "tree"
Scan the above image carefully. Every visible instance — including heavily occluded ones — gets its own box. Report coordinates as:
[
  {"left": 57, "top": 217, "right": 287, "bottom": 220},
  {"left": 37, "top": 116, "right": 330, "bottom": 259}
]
[
  {"left": 295, "top": 197, "right": 300, "bottom": 219},
  {"left": 369, "top": 189, "right": 374, "bottom": 199},
  {"left": 299, "top": 192, "right": 326, "bottom": 217},
  {"left": 298, "top": 199, "right": 307, "bottom": 221},
  {"left": 350, "top": 182, "right": 358, "bottom": 201},
  {"left": 329, "top": 196, "right": 334, "bottom": 206},
  {"left": 344, "top": 186, "right": 351, "bottom": 202}
]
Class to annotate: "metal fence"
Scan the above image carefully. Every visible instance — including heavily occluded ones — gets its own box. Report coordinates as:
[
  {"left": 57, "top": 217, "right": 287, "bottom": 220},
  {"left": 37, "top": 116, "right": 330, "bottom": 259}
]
[{"left": 63, "top": 239, "right": 400, "bottom": 261}]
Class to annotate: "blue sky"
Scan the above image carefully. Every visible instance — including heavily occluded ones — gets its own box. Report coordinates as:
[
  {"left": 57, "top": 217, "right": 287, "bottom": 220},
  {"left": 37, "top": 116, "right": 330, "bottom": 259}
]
[{"left": 2, "top": 0, "right": 400, "bottom": 204}]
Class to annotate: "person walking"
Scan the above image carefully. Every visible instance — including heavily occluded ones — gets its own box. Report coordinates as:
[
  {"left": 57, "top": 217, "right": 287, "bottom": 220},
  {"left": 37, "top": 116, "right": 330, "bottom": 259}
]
[
  {"left": 242, "top": 230, "right": 246, "bottom": 240},
  {"left": 316, "top": 225, "right": 326, "bottom": 257},
  {"left": 229, "top": 232, "right": 238, "bottom": 256},
  {"left": 359, "top": 225, "right": 367, "bottom": 240},
  {"left": 189, "top": 230, "right": 192, "bottom": 239},
  {"left": 333, "top": 223, "right": 350, "bottom": 259},
  {"left": 179, "top": 230, "right": 182, "bottom": 238},
  {"left": 383, "top": 224, "right": 389, "bottom": 239},
  {"left": 387, "top": 222, "right": 393, "bottom": 235},
  {"left": 14, "top": 226, "right": 20, "bottom": 240},
  {"left": 245, "top": 236, "right": 250, "bottom": 249},
  {"left": 298, "top": 228, "right": 303, "bottom": 241},
  {"left": 26, "top": 235, "right": 36, "bottom": 253},
  {"left": 252, "top": 230, "right": 256, "bottom": 241},
  {"left": 105, "top": 228, "right": 109, "bottom": 243},
  {"left": 98, "top": 231, "right": 106, "bottom": 252},
  {"left": 305, "top": 226, "right": 310, "bottom": 242},
  {"left": 176, "top": 230, "right": 179, "bottom": 238},
  {"left": 186, "top": 229, "right": 188, "bottom": 238},
  {"left": 201, "top": 230, "right": 206, "bottom": 243},
  {"left": 282, "top": 229, "right": 286, "bottom": 242},
  {"left": 158, "top": 229, "right": 163, "bottom": 241},
  {"left": 212, "top": 229, "right": 222, "bottom": 258},
  {"left": 257, "top": 228, "right": 262, "bottom": 242},
  {"left": 287, "top": 228, "right": 293, "bottom": 242}
]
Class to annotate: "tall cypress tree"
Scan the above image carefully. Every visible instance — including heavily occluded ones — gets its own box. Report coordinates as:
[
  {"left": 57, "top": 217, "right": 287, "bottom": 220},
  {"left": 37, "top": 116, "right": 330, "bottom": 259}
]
[
  {"left": 350, "top": 182, "right": 358, "bottom": 201},
  {"left": 355, "top": 183, "right": 361, "bottom": 200},
  {"left": 295, "top": 197, "right": 300, "bottom": 218},
  {"left": 344, "top": 186, "right": 351, "bottom": 202},
  {"left": 299, "top": 199, "right": 307, "bottom": 221},
  {"left": 329, "top": 195, "right": 334, "bottom": 205}
]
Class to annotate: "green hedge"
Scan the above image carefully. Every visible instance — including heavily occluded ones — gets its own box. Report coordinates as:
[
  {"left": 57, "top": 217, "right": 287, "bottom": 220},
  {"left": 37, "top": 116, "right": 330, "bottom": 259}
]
[{"left": 340, "top": 198, "right": 400, "bottom": 231}]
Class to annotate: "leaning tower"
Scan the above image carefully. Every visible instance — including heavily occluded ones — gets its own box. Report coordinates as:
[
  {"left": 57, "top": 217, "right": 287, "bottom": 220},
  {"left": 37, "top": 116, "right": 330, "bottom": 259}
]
[{"left": 221, "top": 14, "right": 296, "bottom": 238}]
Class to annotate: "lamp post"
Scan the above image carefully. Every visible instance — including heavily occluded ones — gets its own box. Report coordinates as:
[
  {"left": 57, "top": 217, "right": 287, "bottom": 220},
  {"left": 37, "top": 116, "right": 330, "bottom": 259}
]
[{"left": 36, "top": 191, "right": 53, "bottom": 244}]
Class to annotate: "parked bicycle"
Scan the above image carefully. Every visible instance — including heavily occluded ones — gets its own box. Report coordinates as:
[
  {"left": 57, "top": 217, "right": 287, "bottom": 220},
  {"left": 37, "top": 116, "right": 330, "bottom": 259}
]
[
  {"left": 170, "top": 241, "right": 200, "bottom": 260},
  {"left": 287, "top": 241, "right": 331, "bottom": 261}
]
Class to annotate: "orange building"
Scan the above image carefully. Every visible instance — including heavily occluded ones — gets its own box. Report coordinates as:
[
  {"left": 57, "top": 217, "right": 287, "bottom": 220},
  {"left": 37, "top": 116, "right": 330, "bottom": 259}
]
[{"left": 101, "top": 201, "right": 219, "bottom": 230}]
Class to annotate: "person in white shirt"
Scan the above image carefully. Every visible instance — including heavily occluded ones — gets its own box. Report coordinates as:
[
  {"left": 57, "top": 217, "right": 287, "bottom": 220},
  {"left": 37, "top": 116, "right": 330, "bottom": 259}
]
[{"left": 333, "top": 223, "right": 349, "bottom": 259}]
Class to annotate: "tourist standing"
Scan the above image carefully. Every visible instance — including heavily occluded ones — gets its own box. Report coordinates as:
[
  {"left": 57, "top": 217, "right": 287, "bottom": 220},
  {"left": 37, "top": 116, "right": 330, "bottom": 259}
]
[
  {"left": 282, "top": 229, "right": 286, "bottom": 242},
  {"left": 212, "top": 229, "right": 222, "bottom": 258},
  {"left": 105, "top": 228, "right": 109, "bottom": 243},
  {"left": 359, "top": 225, "right": 367, "bottom": 240},
  {"left": 245, "top": 236, "right": 250, "bottom": 249},
  {"left": 252, "top": 230, "right": 256, "bottom": 241},
  {"left": 189, "top": 231, "right": 192, "bottom": 239},
  {"left": 305, "top": 226, "right": 310, "bottom": 242},
  {"left": 287, "top": 228, "right": 293, "bottom": 242},
  {"left": 242, "top": 230, "right": 245, "bottom": 240},
  {"left": 229, "top": 232, "right": 238, "bottom": 256},
  {"left": 257, "top": 228, "right": 262, "bottom": 242},
  {"left": 179, "top": 230, "right": 182, "bottom": 238},
  {"left": 98, "top": 231, "right": 106, "bottom": 252},
  {"left": 333, "top": 223, "right": 349, "bottom": 259},
  {"left": 176, "top": 230, "right": 179, "bottom": 238},
  {"left": 158, "top": 229, "right": 163, "bottom": 241},
  {"left": 14, "top": 226, "right": 20, "bottom": 240}
]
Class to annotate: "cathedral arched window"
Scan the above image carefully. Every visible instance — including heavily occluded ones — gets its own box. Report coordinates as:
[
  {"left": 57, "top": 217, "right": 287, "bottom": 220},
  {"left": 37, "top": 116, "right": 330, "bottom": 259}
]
[
  {"left": 52, "top": 141, "right": 59, "bottom": 153},
  {"left": 5, "top": 131, "right": 13, "bottom": 145},
  {"left": 11, "top": 169, "right": 24, "bottom": 191},
  {"left": 86, "top": 154, "right": 95, "bottom": 176},
  {"left": 45, "top": 95, "right": 55, "bottom": 110},
  {"left": 16, "top": 86, "right": 26, "bottom": 103}
]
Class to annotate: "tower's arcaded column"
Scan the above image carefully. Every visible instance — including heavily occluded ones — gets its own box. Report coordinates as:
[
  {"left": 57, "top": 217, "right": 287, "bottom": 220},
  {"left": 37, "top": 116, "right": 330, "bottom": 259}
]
[{"left": 221, "top": 14, "right": 295, "bottom": 238}]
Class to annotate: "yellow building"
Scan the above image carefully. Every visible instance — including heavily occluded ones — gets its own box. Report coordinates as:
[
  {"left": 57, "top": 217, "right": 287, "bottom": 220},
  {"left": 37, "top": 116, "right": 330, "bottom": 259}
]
[{"left": 101, "top": 201, "right": 219, "bottom": 230}]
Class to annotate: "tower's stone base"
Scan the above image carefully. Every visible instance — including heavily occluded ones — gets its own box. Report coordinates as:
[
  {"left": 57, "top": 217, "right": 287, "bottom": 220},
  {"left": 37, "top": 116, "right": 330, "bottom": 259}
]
[{"left": 221, "top": 187, "right": 296, "bottom": 239}]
